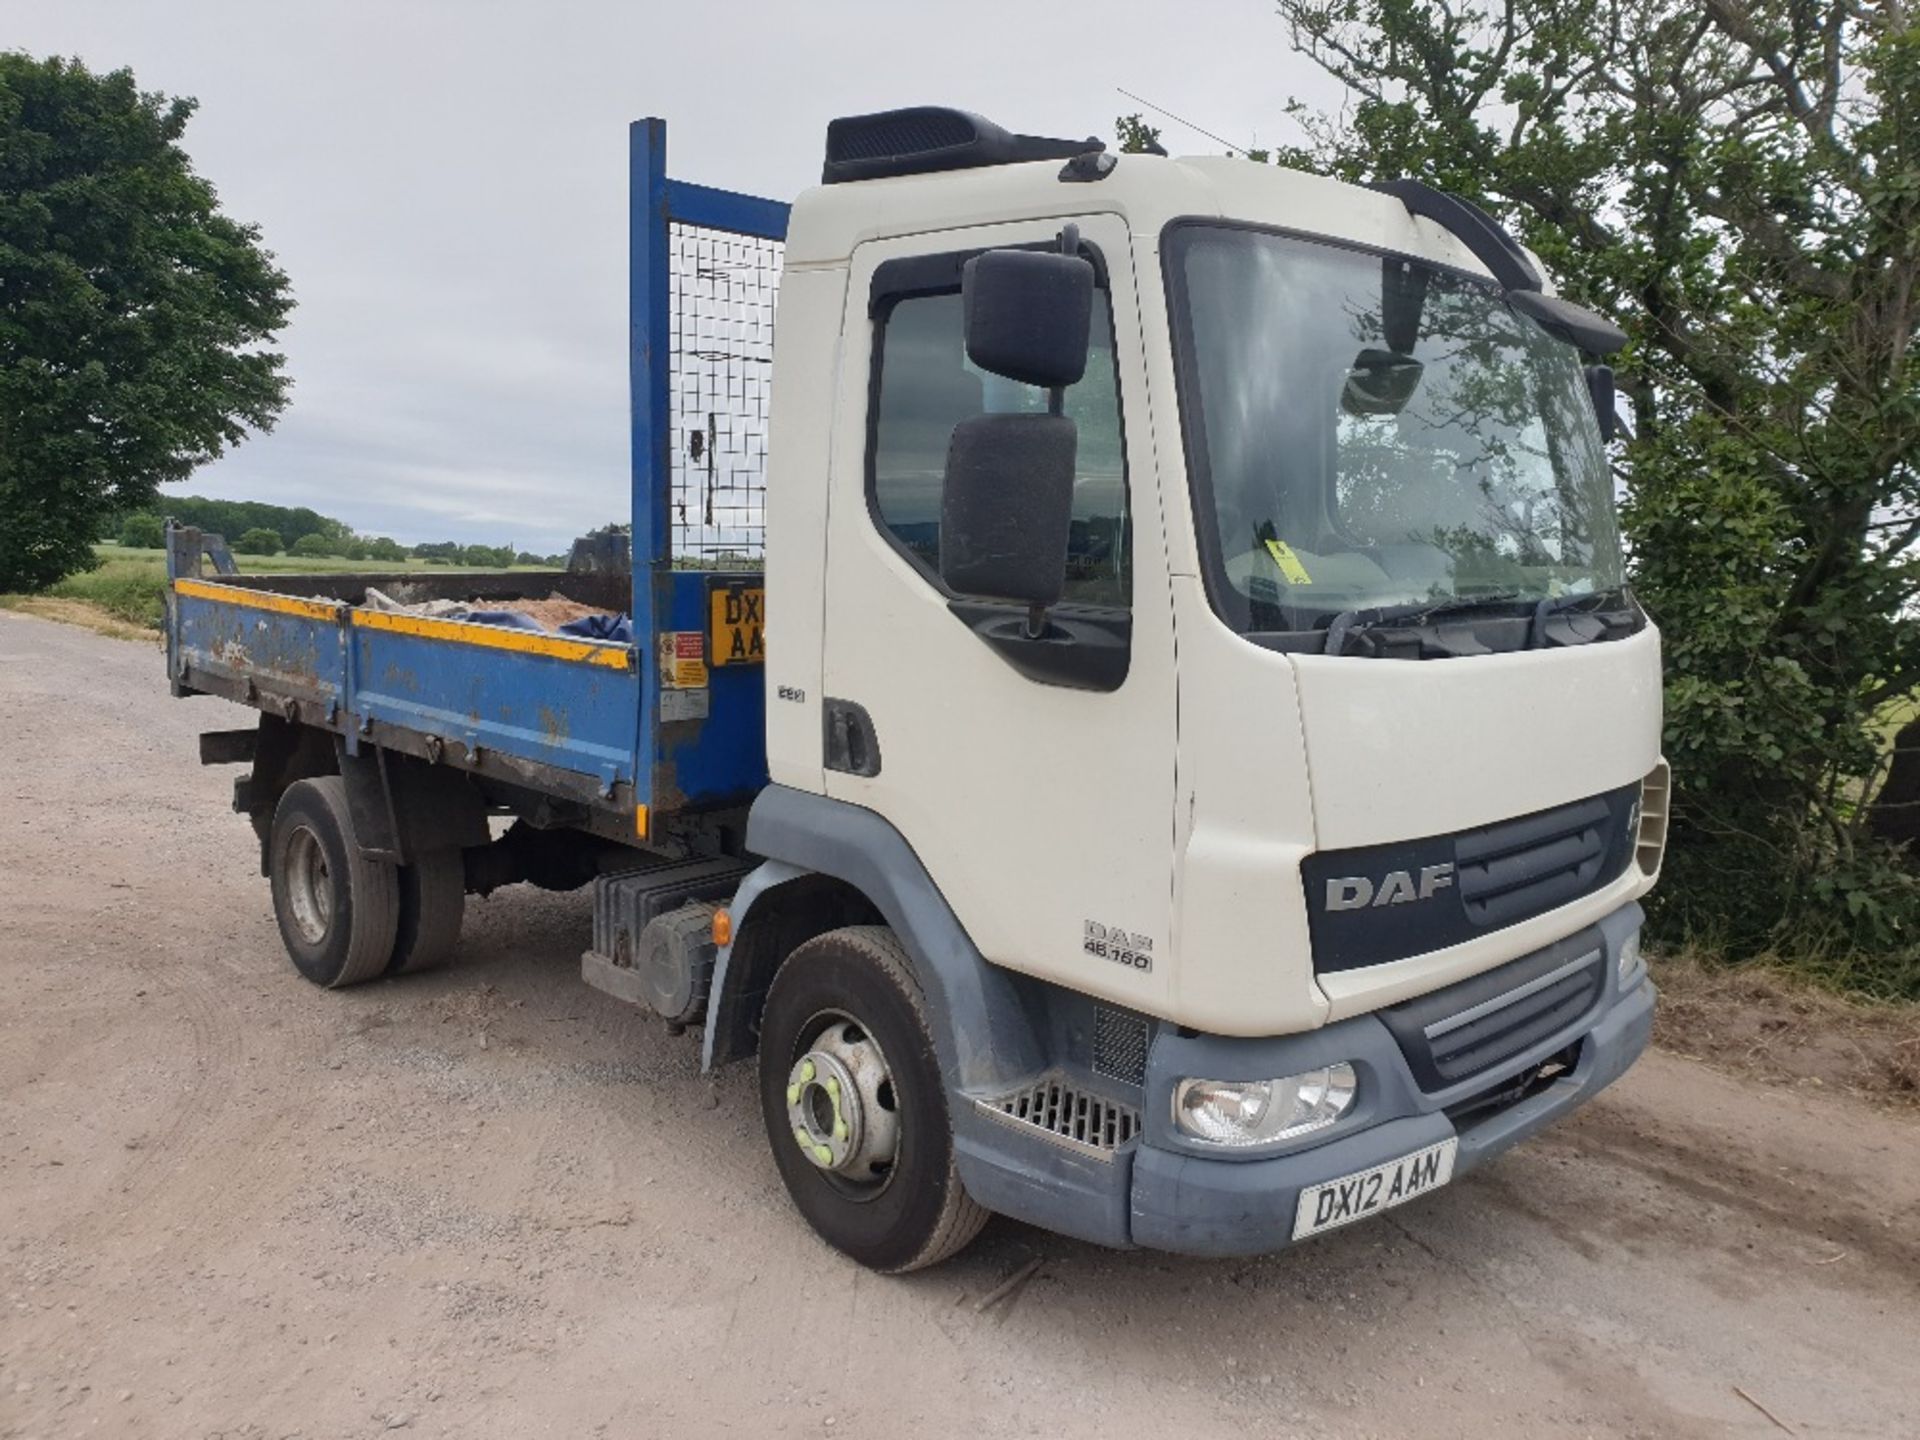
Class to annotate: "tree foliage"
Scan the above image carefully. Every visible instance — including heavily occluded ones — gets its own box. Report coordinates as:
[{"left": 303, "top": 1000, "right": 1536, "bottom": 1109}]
[
  {"left": 234, "top": 527, "right": 282, "bottom": 555},
  {"left": 118, "top": 512, "right": 163, "bottom": 549},
  {"left": 0, "top": 54, "right": 293, "bottom": 591},
  {"left": 288, "top": 533, "right": 337, "bottom": 559},
  {"left": 1273, "top": 0, "right": 1920, "bottom": 986},
  {"left": 151, "top": 496, "right": 345, "bottom": 550},
  {"left": 1114, "top": 114, "right": 1166, "bottom": 154}
]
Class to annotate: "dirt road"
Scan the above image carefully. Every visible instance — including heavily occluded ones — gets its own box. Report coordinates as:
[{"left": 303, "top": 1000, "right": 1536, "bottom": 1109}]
[{"left": 2, "top": 610, "right": 1916, "bottom": 1440}]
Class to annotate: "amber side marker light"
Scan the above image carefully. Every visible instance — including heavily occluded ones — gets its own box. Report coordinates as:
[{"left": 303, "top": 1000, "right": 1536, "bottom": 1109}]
[{"left": 712, "top": 909, "right": 733, "bottom": 947}]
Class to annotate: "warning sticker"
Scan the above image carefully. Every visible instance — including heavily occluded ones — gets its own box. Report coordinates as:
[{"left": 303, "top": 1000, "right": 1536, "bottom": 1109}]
[
  {"left": 710, "top": 585, "right": 765, "bottom": 667},
  {"left": 659, "top": 630, "right": 708, "bottom": 690},
  {"left": 1263, "top": 538, "right": 1314, "bottom": 585}
]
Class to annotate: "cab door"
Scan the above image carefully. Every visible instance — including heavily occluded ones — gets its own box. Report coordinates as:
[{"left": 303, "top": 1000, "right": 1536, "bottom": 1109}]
[{"left": 819, "top": 214, "right": 1177, "bottom": 1016}]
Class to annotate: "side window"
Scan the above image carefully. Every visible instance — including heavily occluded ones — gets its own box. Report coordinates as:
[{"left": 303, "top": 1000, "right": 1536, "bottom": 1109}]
[{"left": 871, "top": 289, "right": 1130, "bottom": 608}]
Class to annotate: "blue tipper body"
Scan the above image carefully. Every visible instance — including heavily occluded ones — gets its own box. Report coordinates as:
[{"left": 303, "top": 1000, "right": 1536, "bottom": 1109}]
[{"left": 165, "top": 118, "right": 786, "bottom": 821}]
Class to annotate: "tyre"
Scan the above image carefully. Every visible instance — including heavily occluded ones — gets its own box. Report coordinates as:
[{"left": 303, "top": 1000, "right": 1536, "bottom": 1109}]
[
  {"left": 757, "top": 925, "right": 988, "bottom": 1272},
  {"left": 388, "top": 848, "right": 465, "bottom": 976},
  {"left": 267, "top": 776, "right": 400, "bottom": 989}
]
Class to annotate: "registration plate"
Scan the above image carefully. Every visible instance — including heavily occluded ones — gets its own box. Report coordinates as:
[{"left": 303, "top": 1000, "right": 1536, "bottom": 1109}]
[{"left": 1292, "top": 1138, "right": 1458, "bottom": 1240}]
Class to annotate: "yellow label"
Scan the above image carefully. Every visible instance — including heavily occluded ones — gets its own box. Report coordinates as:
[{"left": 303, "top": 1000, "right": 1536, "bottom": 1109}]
[
  {"left": 1263, "top": 539, "right": 1314, "bottom": 585},
  {"left": 709, "top": 585, "right": 766, "bottom": 667}
]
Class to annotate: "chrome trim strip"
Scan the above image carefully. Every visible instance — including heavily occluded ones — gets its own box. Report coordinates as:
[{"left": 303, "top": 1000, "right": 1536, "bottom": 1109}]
[{"left": 1423, "top": 948, "right": 1603, "bottom": 1041}]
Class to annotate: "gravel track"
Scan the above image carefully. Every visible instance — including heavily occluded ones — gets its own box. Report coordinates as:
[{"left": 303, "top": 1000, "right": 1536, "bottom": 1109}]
[{"left": 2, "top": 611, "right": 1916, "bottom": 1440}]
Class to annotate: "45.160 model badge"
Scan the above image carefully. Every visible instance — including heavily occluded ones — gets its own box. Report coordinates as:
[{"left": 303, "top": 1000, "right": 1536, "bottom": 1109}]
[{"left": 1084, "top": 920, "right": 1153, "bottom": 971}]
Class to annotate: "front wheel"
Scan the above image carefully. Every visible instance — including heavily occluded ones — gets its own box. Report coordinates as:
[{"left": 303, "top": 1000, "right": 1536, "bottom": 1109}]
[{"left": 757, "top": 926, "right": 988, "bottom": 1272}]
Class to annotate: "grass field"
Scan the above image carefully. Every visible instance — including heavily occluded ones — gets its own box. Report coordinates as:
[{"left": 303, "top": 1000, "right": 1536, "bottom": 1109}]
[
  {"left": 0, "top": 544, "right": 545, "bottom": 632},
  {"left": 1877, "top": 691, "right": 1920, "bottom": 746}
]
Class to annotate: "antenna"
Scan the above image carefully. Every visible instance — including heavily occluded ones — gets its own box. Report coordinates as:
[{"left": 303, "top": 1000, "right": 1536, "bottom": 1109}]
[{"left": 1114, "top": 87, "right": 1255, "bottom": 157}]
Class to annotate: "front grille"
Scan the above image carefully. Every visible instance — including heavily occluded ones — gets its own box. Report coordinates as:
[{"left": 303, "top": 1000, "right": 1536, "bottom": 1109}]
[
  {"left": 1456, "top": 797, "right": 1614, "bottom": 927},
  {"left": 1091, "top": 1006, "right": 1149, "bottom": 1086},
  {"left": 987, "top": 1077, "right": 1140, "bottom": 1154},
  {"left": 1377, "top": 929, "right": 1607, "bottom": 1091},
  {"left": 1302, "top": 782, "right": 1640, "bottom": 973}
]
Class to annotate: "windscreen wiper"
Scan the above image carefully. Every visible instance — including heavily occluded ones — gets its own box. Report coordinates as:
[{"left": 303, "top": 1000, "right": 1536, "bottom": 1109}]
[
  {"left": 1322, "top": 591, "right": 1526, "bottom": 655},
  {"left": 1528, "top": 589, "right": 1622, "bottom": 648},
  {"left": 1323, "top": 587, "right": 1627, "bottom": 656}
]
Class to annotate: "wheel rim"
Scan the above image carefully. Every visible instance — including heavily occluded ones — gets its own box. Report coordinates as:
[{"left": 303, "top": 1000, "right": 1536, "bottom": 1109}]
[
  {"left": 785, "top": 1014, "right": 900, "bottom": 1194},
  {"left": 283, "top": 825, "right": 334, "bottom": 945}
]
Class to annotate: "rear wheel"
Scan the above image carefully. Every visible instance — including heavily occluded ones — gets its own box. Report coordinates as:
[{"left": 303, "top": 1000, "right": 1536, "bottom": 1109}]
[
  {"left": 388, "top": 848, "right": 465, "bottom": 975},
  {"left": 268, "top": 776, "right": 400, "bottom": 988},
  {"left": 757, "top": 926, "right": 988, "bottom": 1272}
]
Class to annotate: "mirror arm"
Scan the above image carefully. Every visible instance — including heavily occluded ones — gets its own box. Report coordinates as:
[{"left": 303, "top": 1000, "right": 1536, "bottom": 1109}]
[{"left": 1019, "top": 220, "right": 1081, "bottom": 634}]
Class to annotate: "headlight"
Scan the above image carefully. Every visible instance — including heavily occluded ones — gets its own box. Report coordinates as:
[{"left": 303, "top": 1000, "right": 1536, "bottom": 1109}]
[
  {"left": 1173, "top": 1064, "right": 1358, "bottom": 1147},
  {"left": 1618, "top": 930, "right": 1644, "bottom": 983}
]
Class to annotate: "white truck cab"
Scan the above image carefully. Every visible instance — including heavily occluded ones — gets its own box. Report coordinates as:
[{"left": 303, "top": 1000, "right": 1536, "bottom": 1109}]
[{"left": 722, "top": 108, "right": 1665, "bottom": 1266}]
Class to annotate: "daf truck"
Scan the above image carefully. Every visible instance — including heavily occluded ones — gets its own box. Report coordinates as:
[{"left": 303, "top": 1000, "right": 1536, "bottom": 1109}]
[{"left": 163, "top": 107, "right": 1667, "bottom": 1271}]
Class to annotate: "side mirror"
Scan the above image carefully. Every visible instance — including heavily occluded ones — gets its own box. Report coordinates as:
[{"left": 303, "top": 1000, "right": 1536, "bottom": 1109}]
[
  {"left": 939, "top": 412, "right": 1077, "bottom": 625},
  {"left": 1343, "top": 348, "right": 1425, "bottom": 416},
  {"left": 962, "top": 248, "right": 1094, "bottom": 388},
  {"left": 1585, "top": 364, "right": 1617, "bottom": 442}
]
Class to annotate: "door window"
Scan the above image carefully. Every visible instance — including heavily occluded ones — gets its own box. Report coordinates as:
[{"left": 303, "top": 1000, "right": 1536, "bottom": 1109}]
[{"left": 869, "top": 289, "right": 1129, "bottom": 608}]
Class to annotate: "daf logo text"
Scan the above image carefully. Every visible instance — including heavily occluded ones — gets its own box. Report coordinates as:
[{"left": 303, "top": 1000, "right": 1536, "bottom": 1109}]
[{"left": 1325, "top": 863, "right": 1455, "bottom": 911}]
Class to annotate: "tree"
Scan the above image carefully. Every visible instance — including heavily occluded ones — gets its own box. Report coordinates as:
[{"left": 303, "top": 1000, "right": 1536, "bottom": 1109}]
[
  {"left": 1114, "top": 114, "right": 1164, "bottom": 154},
  {"left": 117, "top": 512, "right": 164, "bottom": 549},
  {"left": 1272, "top": 1, "right": 1920, "bottom": 983},
  {"left": 0, "top": 55, "right": 293, "bottom": 591},
  {"left": 289, "top": 533, "right": 337, "bottom": 559},
  {"left": 362, "top": 536, "right": 406, "bottom": 562},
  {"left": 234, "top": 527, "right": 282, "bottom": 554}
]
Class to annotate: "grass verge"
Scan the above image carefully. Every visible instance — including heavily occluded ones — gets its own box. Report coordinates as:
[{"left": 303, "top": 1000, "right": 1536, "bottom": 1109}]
[
  {"left": 0, "top": 593, "right": 162, "bottom": 643},
  {"left": 1652, "top": 948, "right": 1920, "bottom": 1107}
]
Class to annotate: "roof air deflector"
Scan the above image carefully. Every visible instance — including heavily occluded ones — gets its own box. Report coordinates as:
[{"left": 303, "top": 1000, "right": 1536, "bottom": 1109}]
[{"left": 823, "top": 107, "right": 1103, "bottom": 185}]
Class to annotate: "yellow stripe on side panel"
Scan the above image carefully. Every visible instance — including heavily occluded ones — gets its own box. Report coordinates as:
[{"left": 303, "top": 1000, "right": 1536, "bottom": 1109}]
[
  {"left": 351, "top": 607, "right": 635, "bottom": 670},
  {"left": 172, "top": 578, "right": 343, "bottom": 622}
]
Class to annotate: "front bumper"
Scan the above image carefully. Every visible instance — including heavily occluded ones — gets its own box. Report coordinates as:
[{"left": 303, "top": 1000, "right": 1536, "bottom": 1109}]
[{"left": 953, "top": 902, "right": 1654, "bottom": 1257}]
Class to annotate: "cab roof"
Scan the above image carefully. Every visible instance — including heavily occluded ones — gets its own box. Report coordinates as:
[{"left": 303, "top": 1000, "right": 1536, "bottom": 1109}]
[{"left": 784, "top": 147, "right": 1519, "bottom": 291}]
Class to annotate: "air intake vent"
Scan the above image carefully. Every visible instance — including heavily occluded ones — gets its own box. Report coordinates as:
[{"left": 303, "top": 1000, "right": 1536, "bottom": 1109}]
[
  {"left": 1455, "top": 796, "right": 1613, "bottom": 927},
  {"left": 822, "top": 107, "right": 1102, "bottom": 185},
  {"left": 1377, "top": 929, "right": 1607, "bottom": 1091},
  {"left": 1092, "top": 1006, "right": 1149, "bottom": 1086},
  {"left": 1636, "top": 762, "right": 1671, "bottom": 875},
  {"left": 1423, "top": 949, "right": 1602, "bottom": 1084},
  {"left": 986, "top": 1077, "right": 1140, "bottom": 1155}
]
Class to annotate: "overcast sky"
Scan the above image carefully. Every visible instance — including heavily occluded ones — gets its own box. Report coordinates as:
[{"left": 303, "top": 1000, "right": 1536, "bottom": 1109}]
[{"left": 9, "top": 0, "right": 1338, "bottom": 551}]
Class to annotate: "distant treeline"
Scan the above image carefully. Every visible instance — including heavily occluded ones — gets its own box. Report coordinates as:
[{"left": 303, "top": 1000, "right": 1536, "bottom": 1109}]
[
  {"left": 110, "top": 499, "right": 565, "bottom": 568},
  {"left": 139, "top": 497, "right": 349, "bottom": 549}
]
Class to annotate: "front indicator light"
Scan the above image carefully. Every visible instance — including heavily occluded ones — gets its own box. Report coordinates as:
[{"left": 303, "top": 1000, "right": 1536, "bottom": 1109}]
[
  {"left": 1618, "top": 930, "right": 1644, "bottom": 983},
  {"left": 1173, "top": 1064, "right": 1358, "bottom": 1147}
]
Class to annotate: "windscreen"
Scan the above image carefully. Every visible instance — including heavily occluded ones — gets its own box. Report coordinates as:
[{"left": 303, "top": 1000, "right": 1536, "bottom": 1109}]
[{"left": 1167, "top": 225, "right": 1624, "bottom": 634}]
